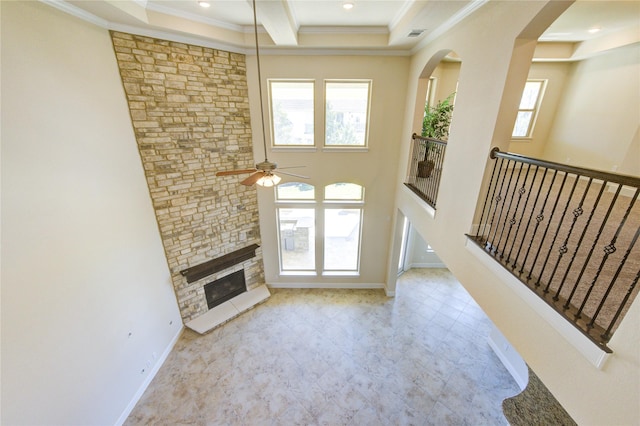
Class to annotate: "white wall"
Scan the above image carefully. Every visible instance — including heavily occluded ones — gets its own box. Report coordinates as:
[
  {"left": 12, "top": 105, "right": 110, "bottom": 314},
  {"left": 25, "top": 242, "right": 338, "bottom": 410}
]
[
  {"left": 1, "top": 2, "right": 182, "bottom": 424},
  {"left": 405, "top": 225, "right": 444, "bottom": 269},
  {"left": 391, "top": 1, "right": 640, "bottom": 424},
  {"left": 543, "top": 43, "right": 640, "bottom": 173},
  {"left": 249, "top": 54, "right": 409, "bottom": 287}
]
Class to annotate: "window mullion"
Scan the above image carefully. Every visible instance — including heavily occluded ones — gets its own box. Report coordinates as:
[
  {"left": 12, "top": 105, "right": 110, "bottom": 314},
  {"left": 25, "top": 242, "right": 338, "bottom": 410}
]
[{"left": 316, "top": 206, "right": 324, "bottom": 275}]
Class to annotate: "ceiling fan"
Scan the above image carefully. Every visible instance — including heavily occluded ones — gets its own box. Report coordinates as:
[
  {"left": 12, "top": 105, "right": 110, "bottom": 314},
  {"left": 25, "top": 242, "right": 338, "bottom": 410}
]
[
  {"left": 216, "top": 0, "right": 308, "bottom": 188},
  {"left": 216, "top": 160, "right": 308, "bottom": 187}
]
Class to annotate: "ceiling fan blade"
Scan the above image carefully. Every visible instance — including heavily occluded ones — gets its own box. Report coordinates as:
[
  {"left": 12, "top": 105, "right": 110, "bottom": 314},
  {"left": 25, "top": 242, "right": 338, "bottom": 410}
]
[
  {"left": 278, "top": 165, "right": 306, "bottom": 170},
  {"left": 241, "top": 171, "right": 266, "bottom": 186},
  {"left": 278, "top": 171, "right": 310, "bottom": 179},
  {"left": 216, "top": 169, "right": 257, "bottom": 176}
]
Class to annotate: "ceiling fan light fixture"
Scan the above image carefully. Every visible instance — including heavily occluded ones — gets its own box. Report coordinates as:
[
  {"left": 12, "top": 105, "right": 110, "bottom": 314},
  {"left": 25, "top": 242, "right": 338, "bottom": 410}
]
[{"left": 256, "top": 173, "right": 281, "bottom": 187}]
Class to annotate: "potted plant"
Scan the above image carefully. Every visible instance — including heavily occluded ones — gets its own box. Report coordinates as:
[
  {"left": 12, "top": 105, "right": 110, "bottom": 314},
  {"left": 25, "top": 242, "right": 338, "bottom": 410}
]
[{"left": 418, "top": 93, "right": 455, "bottom": 177}]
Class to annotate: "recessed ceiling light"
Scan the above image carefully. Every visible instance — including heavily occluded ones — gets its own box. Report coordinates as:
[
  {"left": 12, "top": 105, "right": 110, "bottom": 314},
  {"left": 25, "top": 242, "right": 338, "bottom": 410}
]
[
  {"left": 343, "top": 2, "right": 354, "bottom": 10},
  {"left": 588, "top": 27, "right": 601, "bottom": 34},
  {"left": 198, "top": 1, "right": 210, "bottom": 8}
]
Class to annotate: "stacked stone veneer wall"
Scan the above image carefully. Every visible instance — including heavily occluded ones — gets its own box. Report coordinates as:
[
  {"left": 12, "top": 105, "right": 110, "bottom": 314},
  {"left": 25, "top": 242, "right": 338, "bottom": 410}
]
[{"left": 110, "top": 31, "right": 263, "bottom": 323}]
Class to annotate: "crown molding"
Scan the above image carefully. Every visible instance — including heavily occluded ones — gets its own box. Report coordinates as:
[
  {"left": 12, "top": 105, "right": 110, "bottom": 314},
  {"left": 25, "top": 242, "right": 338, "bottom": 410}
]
[{"left": 40, "top": 0, "right": 110, "bottom": 28}]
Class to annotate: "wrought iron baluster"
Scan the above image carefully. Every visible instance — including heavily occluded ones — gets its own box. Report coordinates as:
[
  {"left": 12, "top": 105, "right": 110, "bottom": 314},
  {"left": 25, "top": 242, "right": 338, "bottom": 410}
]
[
  {"left": 426, "top": 141, "right": 437, "bottom": 203},
  {"left": 590, "top": 223, "right": 639, "bottom": 329},
  {"left": 521, "top": 169, "right": 557, "bottom": 277},
  {"left": 434, "top": 141, "right": 445, "bottom": 203},
  {"left": 550, "top": 178, "right": 593, "bottom": 299},
  {"left": 488, "top": 159, "right": 512, "bottom": 255},
  {"left": 569, "top": 184, "right": 621, "bottom": 316},
  {"left": 484, "top": 157, "right": 508, "bottom": 249},
  {"left": 529, "top": 171, "right": 568, "bottom": 284},
  {"left": 476, "top": 150, "right": 501, "bottom": 240},
  {"left": 560, "top": 181, "right": 607, "bottom": 304},
  {"left": 503, "top": 164, "right": 529, "bottom": 265},
  {"left": 539, "top": 174, "right": 579, "bottom": 291},
  {"left": 579, "top": 187, "right": 639, "bottom": 324},
  {"left": 511, "top": 165, "right": 540, "bottom": 270},
  {"left": 602, "top": 268, "right": 640, "bottom": 341},
  {"left": 496, "top": 162, "right": 521, "bottom": 259}
]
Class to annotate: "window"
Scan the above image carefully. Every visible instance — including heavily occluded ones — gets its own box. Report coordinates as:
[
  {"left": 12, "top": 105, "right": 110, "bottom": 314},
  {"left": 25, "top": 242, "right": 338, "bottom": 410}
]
[
  {"left": 275, "top": 182, "right": 364, "bottom": 275},
  {"left": 276, "top": 183, "right": 315, "bottom": 272},
  {"left": 324, "top": 182, "right": 364, "bottom": 201},
  {"left": 512, "top": 80, "right": 546, "bottom": 138},
  {"left": 323, "top": 183, "right": 364, "bottom": 273},
  {"left": 325, "top": 81, "right": 371, "bottom": 147},
  {"left": 324, "top": 208, "right": 362, "bottom": 271},
  {"left": 269, "top": 80, "right": 314, "bottom": 146},
  {"left": 276, "top": 182, "right": 315, "bottom": 200},
  {"left": 277, "top": 208, "right": 316, "bottom": 271}
]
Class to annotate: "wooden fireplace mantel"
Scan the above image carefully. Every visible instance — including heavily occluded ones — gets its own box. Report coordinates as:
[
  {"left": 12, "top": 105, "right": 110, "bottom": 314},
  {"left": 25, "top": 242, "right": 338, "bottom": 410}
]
[{"left": 179, "top": 244, "right": 259, "bottom": 283}]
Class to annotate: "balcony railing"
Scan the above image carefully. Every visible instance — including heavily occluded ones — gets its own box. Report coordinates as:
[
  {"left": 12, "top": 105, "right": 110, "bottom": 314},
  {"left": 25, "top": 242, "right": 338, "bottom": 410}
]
[
  {"left": 468, "top": 148, "right": 639, "bottom": 352},
  {"left": 404, "top": 133, "right": 447, "bottom": 209}
]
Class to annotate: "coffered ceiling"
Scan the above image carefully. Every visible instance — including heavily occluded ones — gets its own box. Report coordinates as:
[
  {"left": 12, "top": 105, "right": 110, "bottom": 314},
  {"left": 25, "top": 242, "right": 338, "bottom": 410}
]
[{"left": 49, "top": 0, "right": 639, "bottom": 57}]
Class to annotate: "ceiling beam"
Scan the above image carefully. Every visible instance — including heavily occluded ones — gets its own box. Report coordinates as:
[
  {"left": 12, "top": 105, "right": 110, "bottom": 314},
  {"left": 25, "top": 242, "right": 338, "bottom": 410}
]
[{"left": 252, "top": 0, "right": 298, "bottom": 46}]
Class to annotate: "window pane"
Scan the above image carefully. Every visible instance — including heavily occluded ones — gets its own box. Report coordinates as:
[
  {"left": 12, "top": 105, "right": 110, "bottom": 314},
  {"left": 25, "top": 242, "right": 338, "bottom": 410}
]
[
  {"left": 325, "top": 81, "right": 370, "bottom": 146},
  {"left": 324, "top": 209, "right": 362, "bottom": 271},
  {"left": 276, "top": 182, "right": 315, "bottom": 200},
  {"left": 324, "top": 183, "right": 364, "bottom": 201},
  {"left": 278, "top": 208, "right": 315, "bottom": 271},
  {"left": 519, "top": 81, "right": 542, "bottom": 109},
  {"left": 513, "top": 111, "right": 533, "bottom": 137},
  {"left": 270, "top": 81, "right": 314, "bottom": 146}
]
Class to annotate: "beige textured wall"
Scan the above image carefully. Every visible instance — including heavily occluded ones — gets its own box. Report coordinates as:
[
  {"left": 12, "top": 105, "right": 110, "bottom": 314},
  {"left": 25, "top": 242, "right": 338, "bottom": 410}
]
[
  {"left": 1, "top": 3, "right": 182, "bottom": 424},
  {"left": 508, "top": 61, "right": 572, "bottom": 158},
  {"left": 247, "top": 54, "right": 410, "bottom": 287},
  {"left": 110, "top": 32, "right": 264, "bottom": 322},
  {"left": 542, "top": 44, "right": 640, "bottom": 173}
]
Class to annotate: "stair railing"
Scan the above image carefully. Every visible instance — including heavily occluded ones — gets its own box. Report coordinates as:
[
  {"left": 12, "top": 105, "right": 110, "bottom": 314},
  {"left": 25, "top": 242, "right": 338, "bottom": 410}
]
[
  {"left": 467, "top": 148, "right": 639, "bottom": 352},
  {"left": 404, "top": 133, "right": 447, "bottom": 209}
]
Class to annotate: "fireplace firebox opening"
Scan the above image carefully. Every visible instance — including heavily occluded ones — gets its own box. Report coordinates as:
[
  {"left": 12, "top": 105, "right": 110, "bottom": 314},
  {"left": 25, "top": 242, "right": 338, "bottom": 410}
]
[{"left": 203, "top": 270, "right": 247, "bottom": 310}]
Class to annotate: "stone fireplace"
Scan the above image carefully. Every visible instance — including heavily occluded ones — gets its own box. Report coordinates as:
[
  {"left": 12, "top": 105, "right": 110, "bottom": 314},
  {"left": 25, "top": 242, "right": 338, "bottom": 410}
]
[{"left": 110, "top": 31, "right": 266, "bottom": 324}]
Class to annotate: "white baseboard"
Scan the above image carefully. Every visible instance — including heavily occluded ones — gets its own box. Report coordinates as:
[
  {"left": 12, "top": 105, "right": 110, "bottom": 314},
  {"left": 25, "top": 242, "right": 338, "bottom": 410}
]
[
  {"left": 115, "top": 326, "right": 183, "bottom": 426},
  {"left": 408, "top": 262, "right": 446, "bottom": 269},
  {"left": 487, "top": 327, "right": 529, "bottom": 391},
  {"left": 268, "top": 282, "right": 384, "bottom": 289}
]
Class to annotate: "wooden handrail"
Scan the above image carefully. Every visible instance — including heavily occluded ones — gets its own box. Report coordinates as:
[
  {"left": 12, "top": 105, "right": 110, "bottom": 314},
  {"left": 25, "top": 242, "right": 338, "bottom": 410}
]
[{"left": 490, "top": 147, "right": 640, "bottom": 188}]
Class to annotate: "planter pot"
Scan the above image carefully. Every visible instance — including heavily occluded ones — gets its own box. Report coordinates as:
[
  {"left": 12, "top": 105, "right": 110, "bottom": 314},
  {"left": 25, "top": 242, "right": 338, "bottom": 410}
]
[{"left": 418, "top": 160, "right": 435, "bottom": 178}]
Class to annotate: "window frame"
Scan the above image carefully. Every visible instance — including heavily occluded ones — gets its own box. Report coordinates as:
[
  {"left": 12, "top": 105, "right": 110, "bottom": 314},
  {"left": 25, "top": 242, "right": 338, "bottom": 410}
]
[
  {"left": 322, "top": 204, "right": 364, "bottom": 275},
  {"left": 323, "top": 79, "right": 372, "bottom": 149},
  {"left": 276, "top": 205, "right": 317, "bottom": 274},
  {"left": 274, "top": 182, "right": 365, "bottom": 276},
  {"left": 268, "top": 79, "right": 316, "bottom": 147},
  {"left": 512, "top": 79, "right": 547, "bottom": 140}
]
